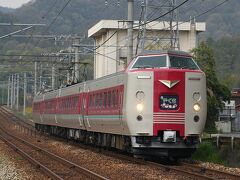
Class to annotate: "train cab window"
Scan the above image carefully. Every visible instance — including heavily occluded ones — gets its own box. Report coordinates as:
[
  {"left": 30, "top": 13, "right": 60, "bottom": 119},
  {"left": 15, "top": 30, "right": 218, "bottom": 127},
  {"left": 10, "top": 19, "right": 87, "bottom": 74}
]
[
  {"left": 131, "top": 55, "right": 166, "bottom": 69},
  {"left": 169, "top": 56, "right": 199, "bottom": 70}
]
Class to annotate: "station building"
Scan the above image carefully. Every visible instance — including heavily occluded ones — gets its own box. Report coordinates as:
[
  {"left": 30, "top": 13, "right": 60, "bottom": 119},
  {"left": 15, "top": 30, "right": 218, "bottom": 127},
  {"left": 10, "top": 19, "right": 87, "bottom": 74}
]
[{"left": 88, "top": 20, "right": 206, "bottom": 79}]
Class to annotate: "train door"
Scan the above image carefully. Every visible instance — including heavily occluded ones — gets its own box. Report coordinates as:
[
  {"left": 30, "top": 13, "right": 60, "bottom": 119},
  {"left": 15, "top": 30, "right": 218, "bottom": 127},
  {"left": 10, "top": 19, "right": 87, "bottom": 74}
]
[
  {"left": 82, "top": 91, "right": 91, "bottom": 129},
  {"left": 78, "top": 92, "right": 84, "bottom": 129},
  {"left": 118, "top": 85, "right": 124, "bottom": 133}
]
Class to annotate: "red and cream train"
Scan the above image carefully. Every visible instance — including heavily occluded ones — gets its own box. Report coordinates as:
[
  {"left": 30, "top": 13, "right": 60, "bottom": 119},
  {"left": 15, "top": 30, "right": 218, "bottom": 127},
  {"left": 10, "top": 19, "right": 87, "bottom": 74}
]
[{"left": 33, "top": 50, "right": 207, "bottom": 159}]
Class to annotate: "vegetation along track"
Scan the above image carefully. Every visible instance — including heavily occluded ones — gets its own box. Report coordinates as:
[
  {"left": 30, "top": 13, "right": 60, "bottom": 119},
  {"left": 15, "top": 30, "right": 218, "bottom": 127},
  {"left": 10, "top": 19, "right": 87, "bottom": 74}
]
[
  {"left": 0, "top": 107, "right": 108, "bottom": 180},
  {"left": 1, "top": 106, "right": 240, "bottom": 179}
]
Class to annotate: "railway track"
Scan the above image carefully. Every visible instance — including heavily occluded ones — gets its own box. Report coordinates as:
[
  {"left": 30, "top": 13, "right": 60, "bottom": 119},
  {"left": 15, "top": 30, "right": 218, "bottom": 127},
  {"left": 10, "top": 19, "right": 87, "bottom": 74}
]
[
  {"left": 0, "top": 107, "right": 108, "bottom": 180},
  {"left": 179, "top": 162, "right": 240, "bottom": 180},
  {"left": 1, "top": 106, "right": 240, "bottom": 180}
]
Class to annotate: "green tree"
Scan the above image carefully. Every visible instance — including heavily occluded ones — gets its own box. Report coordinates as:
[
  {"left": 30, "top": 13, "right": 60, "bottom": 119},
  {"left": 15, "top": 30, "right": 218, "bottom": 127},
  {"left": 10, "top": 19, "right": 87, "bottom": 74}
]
[{"left": 191, "top": 42, "right": 231, "bottom": 133}]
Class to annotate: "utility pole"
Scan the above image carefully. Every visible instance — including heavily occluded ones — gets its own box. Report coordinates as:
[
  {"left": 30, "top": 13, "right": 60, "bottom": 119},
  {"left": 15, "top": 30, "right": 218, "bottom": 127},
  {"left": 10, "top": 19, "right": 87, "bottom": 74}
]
[
  {"left": 67, "top": 70, "right": 71, "bottom": 84},
  {"left": 127, "top": 0, "right": 134, "bottom": 64},
  {"left": 1, "top": 85, "right": 3, "bottom": 105},
  {"left": 23, "top": 73, "right": 27, "bottom": 116},
  {"left": 52, "top": 66, "right": 55, "bottom": 89},
  {"left": 34, "top": 61, "right": 37, "bottom": 95},
  {"left": 7, "top": 76, "right": 10, "bottom": 107},
  {"left": 74, "top": 37, "right": 80, "bottom": 83},
  {"left": 10, "top": 74, "right": 13, "bottom": 109},
  {"left": 13, "top": 74, "right": 16, "bottom": 108},
  {"left": 16, "top": 74, "right": 19, "bottom": 111},
  {"left": 136, "top": 0, "right": 180, "bottom": 52},
  {"left": 40, "top": 63, "right": 42, "bottom": 90}
]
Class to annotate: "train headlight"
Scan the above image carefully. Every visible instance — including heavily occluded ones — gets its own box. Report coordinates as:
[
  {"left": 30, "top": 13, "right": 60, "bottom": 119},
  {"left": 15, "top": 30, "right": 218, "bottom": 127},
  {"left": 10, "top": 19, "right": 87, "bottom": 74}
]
[
  {"left": 136, "top": 103, "right": 144, "bottom": 112},
  {"left": 193, "top": 103, "right": 201, "bottom": 112}
]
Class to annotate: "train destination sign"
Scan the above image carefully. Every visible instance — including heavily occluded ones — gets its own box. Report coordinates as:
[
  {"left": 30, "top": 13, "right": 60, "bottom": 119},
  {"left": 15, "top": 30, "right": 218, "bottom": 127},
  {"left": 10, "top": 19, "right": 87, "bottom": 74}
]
[{"left": 160, "top": 95, "right": 179, "bottom": 110}]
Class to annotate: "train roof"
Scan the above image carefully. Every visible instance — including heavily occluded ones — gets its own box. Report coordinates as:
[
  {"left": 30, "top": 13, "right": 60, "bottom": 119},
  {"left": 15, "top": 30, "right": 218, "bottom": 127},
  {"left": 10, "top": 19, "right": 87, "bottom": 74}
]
[{"left": 137, "top": 50, "right": 191, "bottom": 57}]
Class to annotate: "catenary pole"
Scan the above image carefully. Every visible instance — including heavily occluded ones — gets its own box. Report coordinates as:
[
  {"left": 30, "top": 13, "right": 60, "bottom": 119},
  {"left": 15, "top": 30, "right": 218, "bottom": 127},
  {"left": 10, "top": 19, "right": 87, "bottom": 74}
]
[
  {"left": 127, "top": 0, "right": 134, "bottom": 64},
  {"left": 23, "top": 73, "right": 27, "bottom": 116},
  {"left": 7, "top": 76, "right": 10, "bottom": 107},
  {"left": 34, "top": 61, "right": 37, "bottom": 95}
]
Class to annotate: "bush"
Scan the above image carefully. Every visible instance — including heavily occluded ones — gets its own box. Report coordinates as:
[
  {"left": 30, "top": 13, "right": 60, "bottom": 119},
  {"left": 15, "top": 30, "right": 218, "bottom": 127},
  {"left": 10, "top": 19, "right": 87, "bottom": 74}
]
[{"left": 191, "top": 141, "right": 225, "bottom": 165}]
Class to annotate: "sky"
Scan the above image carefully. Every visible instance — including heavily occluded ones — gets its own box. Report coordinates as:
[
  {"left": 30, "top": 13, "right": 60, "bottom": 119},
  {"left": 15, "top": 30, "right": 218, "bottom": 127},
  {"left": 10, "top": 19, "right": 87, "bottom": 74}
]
[{"left": 0, "top": 0, "right": 31, "bottom": 8}]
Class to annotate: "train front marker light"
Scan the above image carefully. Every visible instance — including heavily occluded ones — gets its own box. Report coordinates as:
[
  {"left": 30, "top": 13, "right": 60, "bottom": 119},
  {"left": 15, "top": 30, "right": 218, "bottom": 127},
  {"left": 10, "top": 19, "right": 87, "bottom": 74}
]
[
  {"left": 194, "top": 115, "right": 200, "bottom": 122},
  {"left": 137, "top": 115, "right": 143, "bottom": 121},
  {"left": 136, "top": 91, "right": 145, "bottom": 100}
]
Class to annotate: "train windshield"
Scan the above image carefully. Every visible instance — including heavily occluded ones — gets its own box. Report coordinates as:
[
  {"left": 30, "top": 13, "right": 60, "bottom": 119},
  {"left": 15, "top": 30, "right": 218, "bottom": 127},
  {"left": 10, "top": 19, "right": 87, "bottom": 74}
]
[
  {"left": 132, "top": 55, "right": 166, "bottom": 69},
  {"left": 169, "top": 56, "right": 199, "bottom": 70}
]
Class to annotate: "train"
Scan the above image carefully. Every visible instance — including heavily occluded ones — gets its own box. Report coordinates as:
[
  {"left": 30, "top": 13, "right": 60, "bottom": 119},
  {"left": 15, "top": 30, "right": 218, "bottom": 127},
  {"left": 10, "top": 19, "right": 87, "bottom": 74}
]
[{"left": 32, "top": 50, "right": 207, "bottom": 159}]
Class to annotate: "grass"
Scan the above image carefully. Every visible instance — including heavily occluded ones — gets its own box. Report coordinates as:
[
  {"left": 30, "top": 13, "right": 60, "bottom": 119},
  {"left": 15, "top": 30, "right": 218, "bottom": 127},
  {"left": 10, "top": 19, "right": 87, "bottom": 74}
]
[{"left": 191, "top": 141, "right": 226, "bottom": 165}]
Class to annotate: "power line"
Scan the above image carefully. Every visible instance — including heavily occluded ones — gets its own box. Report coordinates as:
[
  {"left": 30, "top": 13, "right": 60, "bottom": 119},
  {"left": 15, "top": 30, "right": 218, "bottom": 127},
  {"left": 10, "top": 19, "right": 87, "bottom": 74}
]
[
  {"left": 43, "top": 0, "right": 72, "bottom": 34},
  {"left": 41, "top": 0, "right": 58, "bottom": 19},
  {"left": 92, "top": 0, "right": 189, "bottom": 53},
  {"left": 145, "top": 0, "right": 230, "bottom": 49},
  {"left": 21, "top": 0, "right": 71, "bottom": 52}
]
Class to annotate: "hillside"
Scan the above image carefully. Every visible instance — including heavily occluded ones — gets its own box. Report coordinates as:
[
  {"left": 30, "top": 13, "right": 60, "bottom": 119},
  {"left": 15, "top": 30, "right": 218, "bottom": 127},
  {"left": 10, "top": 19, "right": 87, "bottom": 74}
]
[
  {"left": 0, "top": 0, "right": 240, "bottom": 87},
  {"left": 8, "top": 0, "right": 240, "bottom": 38},
  {"left": 0, "top": 7, "right": 14, "bottom": 13}
]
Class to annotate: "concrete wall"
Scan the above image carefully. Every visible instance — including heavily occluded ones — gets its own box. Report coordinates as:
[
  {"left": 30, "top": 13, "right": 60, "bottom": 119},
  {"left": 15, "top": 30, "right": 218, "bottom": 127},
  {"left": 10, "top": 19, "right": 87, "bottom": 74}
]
[{"left": 89, "top": 20, "right": 206, "bottom": 79}]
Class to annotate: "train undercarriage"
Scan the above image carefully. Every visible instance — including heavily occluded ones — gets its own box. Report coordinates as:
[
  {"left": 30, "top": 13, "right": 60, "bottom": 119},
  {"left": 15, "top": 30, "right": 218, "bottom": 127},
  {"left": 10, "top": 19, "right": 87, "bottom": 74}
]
[{"left": 35, "top": 123, "right": 198, "bottom": 159}]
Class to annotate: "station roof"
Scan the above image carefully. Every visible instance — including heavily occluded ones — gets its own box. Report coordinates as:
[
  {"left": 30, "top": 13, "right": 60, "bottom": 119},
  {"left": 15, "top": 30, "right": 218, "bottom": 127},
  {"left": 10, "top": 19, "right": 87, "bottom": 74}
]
[{"left": 88, "top": 20, "right": 206, "bottom": 38}]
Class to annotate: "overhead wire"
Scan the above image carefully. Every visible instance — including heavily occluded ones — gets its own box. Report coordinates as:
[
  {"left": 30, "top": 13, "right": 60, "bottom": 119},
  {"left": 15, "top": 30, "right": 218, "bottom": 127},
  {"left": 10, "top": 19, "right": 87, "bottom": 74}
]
[
  {"left": 95, "top": 0, "right": 230, "bottom": 60},
  {"left": 144, "top": 0, "right": 229, "bottom": 49},
  {"left": 91, "top": 0, "right": 189, "bottom": 55},
  {"left": 20, "top": 0, "right": 72, "bottom": 67},
  {"left": 35, "top": 0, "right": 72, "bottom": 47},
  {"left": 21, "top": 0, "right": 59, "bottom": 52}
]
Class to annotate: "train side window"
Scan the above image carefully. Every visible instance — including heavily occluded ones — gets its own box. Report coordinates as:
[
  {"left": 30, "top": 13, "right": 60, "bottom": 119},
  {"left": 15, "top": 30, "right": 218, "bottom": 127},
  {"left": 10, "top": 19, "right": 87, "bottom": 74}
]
[
  {"left": 95, "top": 93, "right": 98, "bottom": 108},
  {"left": 99, "top": 93, "right": 103, "bottom": 107},
  {"left": 112, "top": 90, "right": 116, "bottom": 107},
  {"left": 104, "top": 92, "right": 107, "bottom": 108},
  {"left": 89, "top": 95, "right": 92, "bottom": 107},
  {"left": 116, "top": 90, "right": 119, "bottom": 107},
  {"left": 92, "top": 95, "right": 94, "bottom": 108},
  {"left": 108, "top": 91, "right": 111, "bottom": 107},
  {"left": 119, "top": 91, "right": 123, "bottom": 106}
]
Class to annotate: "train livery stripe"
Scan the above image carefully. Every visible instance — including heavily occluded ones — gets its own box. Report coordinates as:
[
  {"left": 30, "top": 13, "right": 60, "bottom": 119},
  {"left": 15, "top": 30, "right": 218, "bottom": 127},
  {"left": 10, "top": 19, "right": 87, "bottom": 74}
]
[{"left": 153, "top": 113, "right": 185, "bottom": 122}]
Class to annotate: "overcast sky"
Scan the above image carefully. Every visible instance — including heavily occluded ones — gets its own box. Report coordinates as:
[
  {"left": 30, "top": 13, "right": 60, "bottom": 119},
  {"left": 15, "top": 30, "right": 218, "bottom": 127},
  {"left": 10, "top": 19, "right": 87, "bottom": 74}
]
[{"left": 0, "top": 0, "right": 31, "bottom": 8}]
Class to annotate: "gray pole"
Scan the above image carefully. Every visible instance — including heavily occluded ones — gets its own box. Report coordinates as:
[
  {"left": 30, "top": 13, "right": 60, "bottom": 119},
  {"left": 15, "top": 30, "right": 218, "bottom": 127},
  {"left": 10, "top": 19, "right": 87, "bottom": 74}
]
[
  {"left": 52, "top": 65, "right": 55, "bottom": 89},
  {"left": 67, "top": 70, "right": 70, "bottom": 84},
  {"left": 16, "top": 74, "right": 19, "bottom": 111},
  {"left": 140, "top": 0, "right": 148, "bottom": 51},
  {"left": 23, "top": 73, "right": 27, "bottom": 116},
  {"left": 39, "top": 63, "right": 42, "bottom": 90},
  {"left": 34, "top": 61, "right": 37, "bottom": 95},
  {"left": 10, "top": 74, "right": 13, "bottom": 109},
  {"left": 13, "top": 74, "right": 16, "bottom": 107},
  {"left": 127, "top": 0, "right": 134, "bottom": 64},
  {"left": 7, "top": 76, "right": 10, "bottom": 107},
  {"left": 74, "top": 37, "right": 80, "bottom": 83},
  {"left": 1, "top": 85, "right": 3, "bottom": 105}
]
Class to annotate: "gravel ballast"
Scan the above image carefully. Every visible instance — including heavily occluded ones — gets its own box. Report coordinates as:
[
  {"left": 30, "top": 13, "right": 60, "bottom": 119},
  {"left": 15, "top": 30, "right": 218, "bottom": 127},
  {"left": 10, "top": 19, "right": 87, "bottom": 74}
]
[{"left": 0, "top": 140, "right": 47, "bottom": 180}]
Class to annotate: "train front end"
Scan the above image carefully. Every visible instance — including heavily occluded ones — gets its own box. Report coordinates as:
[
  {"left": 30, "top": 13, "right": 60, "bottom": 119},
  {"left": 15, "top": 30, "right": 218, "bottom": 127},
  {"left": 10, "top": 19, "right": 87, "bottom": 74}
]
[{"left": 126, "top": 50, "right": 207, "bottom": 158}]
